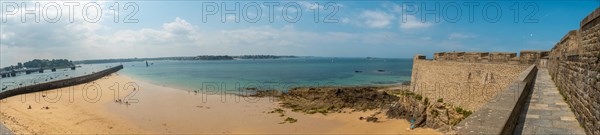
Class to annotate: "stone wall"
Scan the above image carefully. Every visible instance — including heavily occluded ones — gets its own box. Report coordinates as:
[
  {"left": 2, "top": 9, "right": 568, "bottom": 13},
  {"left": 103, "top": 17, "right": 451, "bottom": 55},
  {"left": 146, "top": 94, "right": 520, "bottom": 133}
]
[
  {"left": 547, "top": 7, "right": 600, "bottom": 135},
  {"left": 455, "top": 65, "right": 538, "bottom": 135},
  {"left": 0, "top": 65, "right": 123, "bottom": 99},
  {"left": 490, "top": 52, "right": 517, "bottom": 63},
  {"left": 520, "top": 50, "right": 549, "bottom": 65},
  {"left": 410, "top": 56, "right": 529, "bottom": 110},
  {"left": 434, "top": 51, "right": 547, "bottom": 65}
]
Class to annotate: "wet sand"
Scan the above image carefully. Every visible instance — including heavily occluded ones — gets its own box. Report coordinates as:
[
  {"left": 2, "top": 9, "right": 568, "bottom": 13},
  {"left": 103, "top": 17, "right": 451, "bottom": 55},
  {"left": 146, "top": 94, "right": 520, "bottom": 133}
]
[{"left": 0, "top": 73, "right": 440, "bottom": 134}]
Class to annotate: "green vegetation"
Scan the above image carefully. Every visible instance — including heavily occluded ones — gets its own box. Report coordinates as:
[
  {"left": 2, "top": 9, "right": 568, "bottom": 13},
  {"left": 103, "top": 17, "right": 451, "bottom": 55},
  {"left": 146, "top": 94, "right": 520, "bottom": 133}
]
[
  {"left": 284, "top": 117, "right": 298, "bottom": 123},
  {"left": 450, "top": 119, "right": 460, "bottom": 126},
  {"left": 415, "top": 94, "right": 423, "bottom": 100},
  {"left": 388, "top": 89, "right": 424, "bottom": 101},
  {"left": 23, "top": 59, "right": 73, "bottom": 68},
  {"left": 269, "top": 108, "right": 285, "bottom": 114},
  {"left": 455, "top": 106, "right": 473, "bottom": 117},
  {"left": 281, "top": 87, "right": 399, "bottom": 115},
  {"left": 2, "top": 59, "right": 75, "bottom": 71},
  {"left": 431, "top": 110, "right": 439, "bottom": 117},
  {"left": 437, "top": 98, "right": 444, "bottom": 103},
  {"left": 268, "top": 108, "right": 290, "bottom": 118},
  {"left": 305, "top": 107, "right": 330, "bottom": 115}
]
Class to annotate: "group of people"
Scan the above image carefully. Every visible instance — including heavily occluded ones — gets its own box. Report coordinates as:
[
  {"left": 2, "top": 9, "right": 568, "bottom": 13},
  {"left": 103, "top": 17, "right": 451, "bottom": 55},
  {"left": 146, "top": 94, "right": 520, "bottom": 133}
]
[
  {"left": 114, "top": 99, "right": 130, "bottom": 105},
  {"left": 27, "top": 105, "right": 49, "bottom": 110}
]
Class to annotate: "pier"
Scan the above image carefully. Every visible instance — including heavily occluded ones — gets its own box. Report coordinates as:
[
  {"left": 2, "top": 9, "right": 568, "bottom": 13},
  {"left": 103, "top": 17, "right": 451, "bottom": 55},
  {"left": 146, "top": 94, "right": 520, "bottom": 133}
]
[{"left": 0, "top": 65, "right": 123, "bottom": 100}]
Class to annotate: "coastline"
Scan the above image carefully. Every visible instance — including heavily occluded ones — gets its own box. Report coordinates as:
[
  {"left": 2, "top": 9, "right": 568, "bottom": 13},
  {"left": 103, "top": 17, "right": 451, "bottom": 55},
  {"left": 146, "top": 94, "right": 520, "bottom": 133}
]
[{"left": 0, "top": 73, "right": 439, "bottom": 134}]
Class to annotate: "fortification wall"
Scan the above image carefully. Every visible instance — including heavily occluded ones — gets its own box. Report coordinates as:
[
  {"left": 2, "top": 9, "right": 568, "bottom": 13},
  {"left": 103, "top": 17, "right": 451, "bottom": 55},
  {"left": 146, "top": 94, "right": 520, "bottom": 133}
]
[
  {"left": 0, "top": 65, "right": 124, "bottom": 99},
  {"left": 411, "top": 56, "right": 528, "bottom": 110},
  {"left": 434, "top": 51, "right": 547, "bottom": 65},
  {"left": 455, "top": 65, "right": 538, "bottom": 134},
  {"left": 547, "top": 7, "right": 600, "bottom": 135}
]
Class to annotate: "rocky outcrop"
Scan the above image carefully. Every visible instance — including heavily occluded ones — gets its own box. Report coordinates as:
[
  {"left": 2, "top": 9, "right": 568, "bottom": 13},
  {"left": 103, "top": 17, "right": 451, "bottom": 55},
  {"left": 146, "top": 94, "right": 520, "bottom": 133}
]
[
  {"left": 279, "top": 86, "right": 399, "bottom": 114},
  {"left": 386, "top": 90, "right": 471, "bottom": 132},
  {"left": 277, "top": 86, "right": 470, "bottom": 132}
]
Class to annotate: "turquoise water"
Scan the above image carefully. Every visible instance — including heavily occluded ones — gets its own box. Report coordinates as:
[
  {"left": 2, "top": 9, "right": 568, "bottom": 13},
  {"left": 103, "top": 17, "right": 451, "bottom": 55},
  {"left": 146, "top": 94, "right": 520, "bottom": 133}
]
[{"left": 119, "top": 57, "right": 412, "bottom": 92}]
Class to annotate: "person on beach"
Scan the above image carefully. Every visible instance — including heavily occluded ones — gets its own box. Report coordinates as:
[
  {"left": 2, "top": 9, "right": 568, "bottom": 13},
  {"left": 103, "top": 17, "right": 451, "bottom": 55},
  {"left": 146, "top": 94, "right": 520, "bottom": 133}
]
[{"left": 410, "top": 119, "right": 415, "bottom": 130}]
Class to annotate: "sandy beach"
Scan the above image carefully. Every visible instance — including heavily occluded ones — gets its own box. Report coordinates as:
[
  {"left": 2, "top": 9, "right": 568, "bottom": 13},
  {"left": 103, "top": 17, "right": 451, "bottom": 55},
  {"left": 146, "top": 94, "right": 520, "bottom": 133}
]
[{"left": 0, "top": 73, "right": 440, "bottom": 134}]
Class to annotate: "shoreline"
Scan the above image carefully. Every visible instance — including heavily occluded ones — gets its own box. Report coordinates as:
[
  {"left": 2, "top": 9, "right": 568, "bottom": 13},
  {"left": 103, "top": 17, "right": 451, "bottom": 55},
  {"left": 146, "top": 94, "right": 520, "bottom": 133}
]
[
  {"left": 0, "top": 73, "right": 439, "bottom": 134},
  {"left": 122, "top": 72, "right": 410, "bottom": 95}
]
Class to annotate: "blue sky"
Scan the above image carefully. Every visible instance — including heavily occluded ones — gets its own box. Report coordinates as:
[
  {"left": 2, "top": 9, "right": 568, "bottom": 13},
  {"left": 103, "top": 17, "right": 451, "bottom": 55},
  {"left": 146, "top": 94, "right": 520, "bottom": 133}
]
[{"left": 0, "top": 0, "right": 599, "bottom": 66}]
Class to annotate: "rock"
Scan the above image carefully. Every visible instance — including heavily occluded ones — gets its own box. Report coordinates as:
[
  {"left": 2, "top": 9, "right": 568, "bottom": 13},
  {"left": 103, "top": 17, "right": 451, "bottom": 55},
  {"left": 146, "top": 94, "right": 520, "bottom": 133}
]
[
  {"left": 244, "top": 90, "right": 283, "bottom": 97},
  {"left": 279, "top": 86, "right": 399, "bottom": 114},
  {"left": 366, "top": 116, "right": 378, "bottom": 122},
  {"left": 386, "top": 90, "right": 469, "bottom": 132}
]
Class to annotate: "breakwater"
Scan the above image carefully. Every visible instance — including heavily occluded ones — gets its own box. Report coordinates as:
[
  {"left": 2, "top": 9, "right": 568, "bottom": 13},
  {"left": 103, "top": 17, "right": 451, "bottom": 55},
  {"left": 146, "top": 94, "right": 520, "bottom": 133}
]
[{"left": 0, "top": 65, "right": 123, "bottom": 100}]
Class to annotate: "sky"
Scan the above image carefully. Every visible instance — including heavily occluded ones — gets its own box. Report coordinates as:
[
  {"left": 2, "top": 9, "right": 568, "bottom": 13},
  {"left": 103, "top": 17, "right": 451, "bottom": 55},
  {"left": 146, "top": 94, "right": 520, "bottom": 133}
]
[{"left": 0, "top": 0, "right": 599, "bottom": 67}]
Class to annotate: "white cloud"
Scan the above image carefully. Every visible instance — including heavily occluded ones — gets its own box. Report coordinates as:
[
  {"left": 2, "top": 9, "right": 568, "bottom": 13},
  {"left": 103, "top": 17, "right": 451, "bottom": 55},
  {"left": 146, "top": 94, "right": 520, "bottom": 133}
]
[
  {"left": 360, "top": 10, "right": 394, "bottom": 29},
  {"left": 1, "top": 11, "right": 443, "bottom": 67},
  {"left": 399, "top": 15, "right": 433, "bottom": 30},
  {"left": 163, "top": 17, "right": 195, "bottom": 34}
]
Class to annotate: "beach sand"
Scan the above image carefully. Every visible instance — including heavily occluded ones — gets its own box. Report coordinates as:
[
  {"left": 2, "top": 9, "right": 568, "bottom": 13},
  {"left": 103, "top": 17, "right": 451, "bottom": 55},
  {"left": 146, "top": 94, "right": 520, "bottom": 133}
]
[{"left": 0, "top": 73, "right": 440, "bottom": 134}]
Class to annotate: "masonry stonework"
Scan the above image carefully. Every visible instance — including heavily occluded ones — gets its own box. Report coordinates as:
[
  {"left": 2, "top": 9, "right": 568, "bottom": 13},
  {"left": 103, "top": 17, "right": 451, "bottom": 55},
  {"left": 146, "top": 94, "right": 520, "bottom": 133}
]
[
  {"left": 547, "top": 7, "right": 600, "bottom": 135},
  {"left": 411, "top": 56, "right": 529, "bottom": 110},
  {"left": 433, "top": 51, "right": 547, "bottom": 65},
  {"left": 414, "top": 7, "right": 599, "bottom": 135}
]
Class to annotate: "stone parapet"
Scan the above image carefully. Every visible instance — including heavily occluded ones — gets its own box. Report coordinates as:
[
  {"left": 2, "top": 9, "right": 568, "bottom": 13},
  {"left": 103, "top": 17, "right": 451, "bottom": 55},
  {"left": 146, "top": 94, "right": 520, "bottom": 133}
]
[
  {"left": 455, "top": 65, "right": 538, "bottom": 135},
  {"left": 428, "top": 50, "right": 547, "bottom": 65}
]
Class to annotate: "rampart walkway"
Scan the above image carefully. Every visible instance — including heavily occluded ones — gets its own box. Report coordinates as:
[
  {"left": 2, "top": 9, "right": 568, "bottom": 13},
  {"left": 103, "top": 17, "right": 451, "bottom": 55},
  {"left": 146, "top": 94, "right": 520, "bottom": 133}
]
[
  {"left": 0, "top": 124, "right": 12, "bottom": 135},
  {"left": 514, "top": 68, "right": 586, "bottom": 135}
]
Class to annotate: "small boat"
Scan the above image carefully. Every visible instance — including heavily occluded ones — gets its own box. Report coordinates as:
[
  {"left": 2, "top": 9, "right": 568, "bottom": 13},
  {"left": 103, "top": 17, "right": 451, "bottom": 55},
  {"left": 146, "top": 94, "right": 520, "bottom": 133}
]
[
  {"left": 377, "top": 69, "right": 385, "bottom": 72},
  {"left": 355, "top": 70, "right": 362, "bottom": 73}
]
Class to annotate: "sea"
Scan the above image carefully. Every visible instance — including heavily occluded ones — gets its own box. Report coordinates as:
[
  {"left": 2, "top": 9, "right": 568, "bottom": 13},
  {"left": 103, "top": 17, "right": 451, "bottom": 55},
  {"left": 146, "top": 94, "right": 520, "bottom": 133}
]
[{"left": 1, "top": 57, "right": 413, "bottom": 92}]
